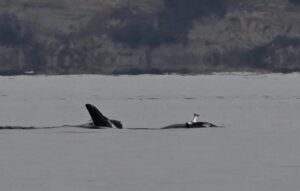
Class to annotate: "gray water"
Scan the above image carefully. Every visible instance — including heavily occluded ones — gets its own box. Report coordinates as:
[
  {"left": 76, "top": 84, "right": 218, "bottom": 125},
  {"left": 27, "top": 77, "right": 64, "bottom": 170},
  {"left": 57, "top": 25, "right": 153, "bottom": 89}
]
[{"left": 0, "top": 74, "right": 299, "bottom": 191}]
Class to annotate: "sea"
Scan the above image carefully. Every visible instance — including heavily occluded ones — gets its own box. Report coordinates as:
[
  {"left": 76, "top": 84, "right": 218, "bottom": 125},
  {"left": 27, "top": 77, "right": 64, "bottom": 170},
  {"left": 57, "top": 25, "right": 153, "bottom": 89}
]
[{"left": 0, "top": 73, "right": 299, "bottom": 191}]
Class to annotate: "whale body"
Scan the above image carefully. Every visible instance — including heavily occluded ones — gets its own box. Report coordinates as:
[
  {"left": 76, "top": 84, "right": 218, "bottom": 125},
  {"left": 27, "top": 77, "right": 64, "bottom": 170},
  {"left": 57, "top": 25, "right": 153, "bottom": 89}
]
[
  {"left": 0, "top": 104, "right": 222, "bottom": 130},
  {"left": 161, "top": 122, "right": 219, "bottom": 129},
  {"left": 85, "top": 104, "right": 220, "bottom": 129}
]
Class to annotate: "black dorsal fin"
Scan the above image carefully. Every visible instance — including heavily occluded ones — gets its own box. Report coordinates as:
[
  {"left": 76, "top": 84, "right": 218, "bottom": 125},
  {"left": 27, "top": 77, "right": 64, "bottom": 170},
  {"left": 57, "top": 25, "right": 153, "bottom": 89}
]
[{"left": 85, "top": 104, "right": 112, "bottom": 127}]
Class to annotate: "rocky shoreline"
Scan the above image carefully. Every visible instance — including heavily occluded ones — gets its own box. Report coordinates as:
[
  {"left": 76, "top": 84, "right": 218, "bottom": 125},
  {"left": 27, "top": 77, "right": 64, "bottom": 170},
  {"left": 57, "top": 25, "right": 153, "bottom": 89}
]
[{"left": 0, "top": 0, "right": 300, "bottom": 75}]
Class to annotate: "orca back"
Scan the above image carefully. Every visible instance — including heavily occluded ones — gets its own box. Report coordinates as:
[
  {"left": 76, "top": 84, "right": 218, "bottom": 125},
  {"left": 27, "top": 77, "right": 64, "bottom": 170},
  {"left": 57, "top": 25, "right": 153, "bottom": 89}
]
[
  {"left": 110, "top": 119, "right": 123, "bottom": 129},
  {"left": 85, "top": 104, "right": 112, "bottom": 127}
]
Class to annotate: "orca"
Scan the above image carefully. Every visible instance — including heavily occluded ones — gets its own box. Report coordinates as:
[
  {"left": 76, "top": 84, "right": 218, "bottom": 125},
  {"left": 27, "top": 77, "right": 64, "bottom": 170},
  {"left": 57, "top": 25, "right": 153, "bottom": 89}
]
[
  {"left": 161, "top": 122, "right": 220, "bottom": 129},
  {"left": 85, "top": 105, "right": 220, "bottom": 129},
  {"left": 0, "top": 104, "right": 221, "bottom": 130},
  {"left": 84, "top": 104, "right": 123, "bottom": 129},
  {"left": 160, "top": 113, "right": 221, "bottom": 129}
]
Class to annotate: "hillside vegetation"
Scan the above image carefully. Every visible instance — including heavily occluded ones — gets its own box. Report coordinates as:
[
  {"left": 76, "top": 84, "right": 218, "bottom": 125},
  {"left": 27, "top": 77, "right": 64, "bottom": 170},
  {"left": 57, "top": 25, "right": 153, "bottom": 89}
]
[{"left": 0, "top": 0, "right": 300, "bottom": 75}]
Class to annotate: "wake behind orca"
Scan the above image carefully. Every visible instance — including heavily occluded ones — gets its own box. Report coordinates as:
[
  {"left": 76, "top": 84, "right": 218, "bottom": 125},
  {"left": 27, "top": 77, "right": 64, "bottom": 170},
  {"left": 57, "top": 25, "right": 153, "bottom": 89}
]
[{"left": 0, "top": 104, "right": 222, "bottom": 130}]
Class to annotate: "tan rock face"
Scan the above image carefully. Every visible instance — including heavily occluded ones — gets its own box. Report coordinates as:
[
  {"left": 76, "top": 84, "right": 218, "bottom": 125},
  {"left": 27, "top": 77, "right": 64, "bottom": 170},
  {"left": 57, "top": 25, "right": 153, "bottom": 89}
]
[{"left": 0, "top": 0, "right": 300, "bottom": 74}]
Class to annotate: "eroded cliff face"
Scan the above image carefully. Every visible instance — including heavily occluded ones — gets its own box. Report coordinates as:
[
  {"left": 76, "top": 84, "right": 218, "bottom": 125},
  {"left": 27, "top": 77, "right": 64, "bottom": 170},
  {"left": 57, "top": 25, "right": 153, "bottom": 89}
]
[{"left": 0, "top": 0, "right": 299, "bottom": 75}]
